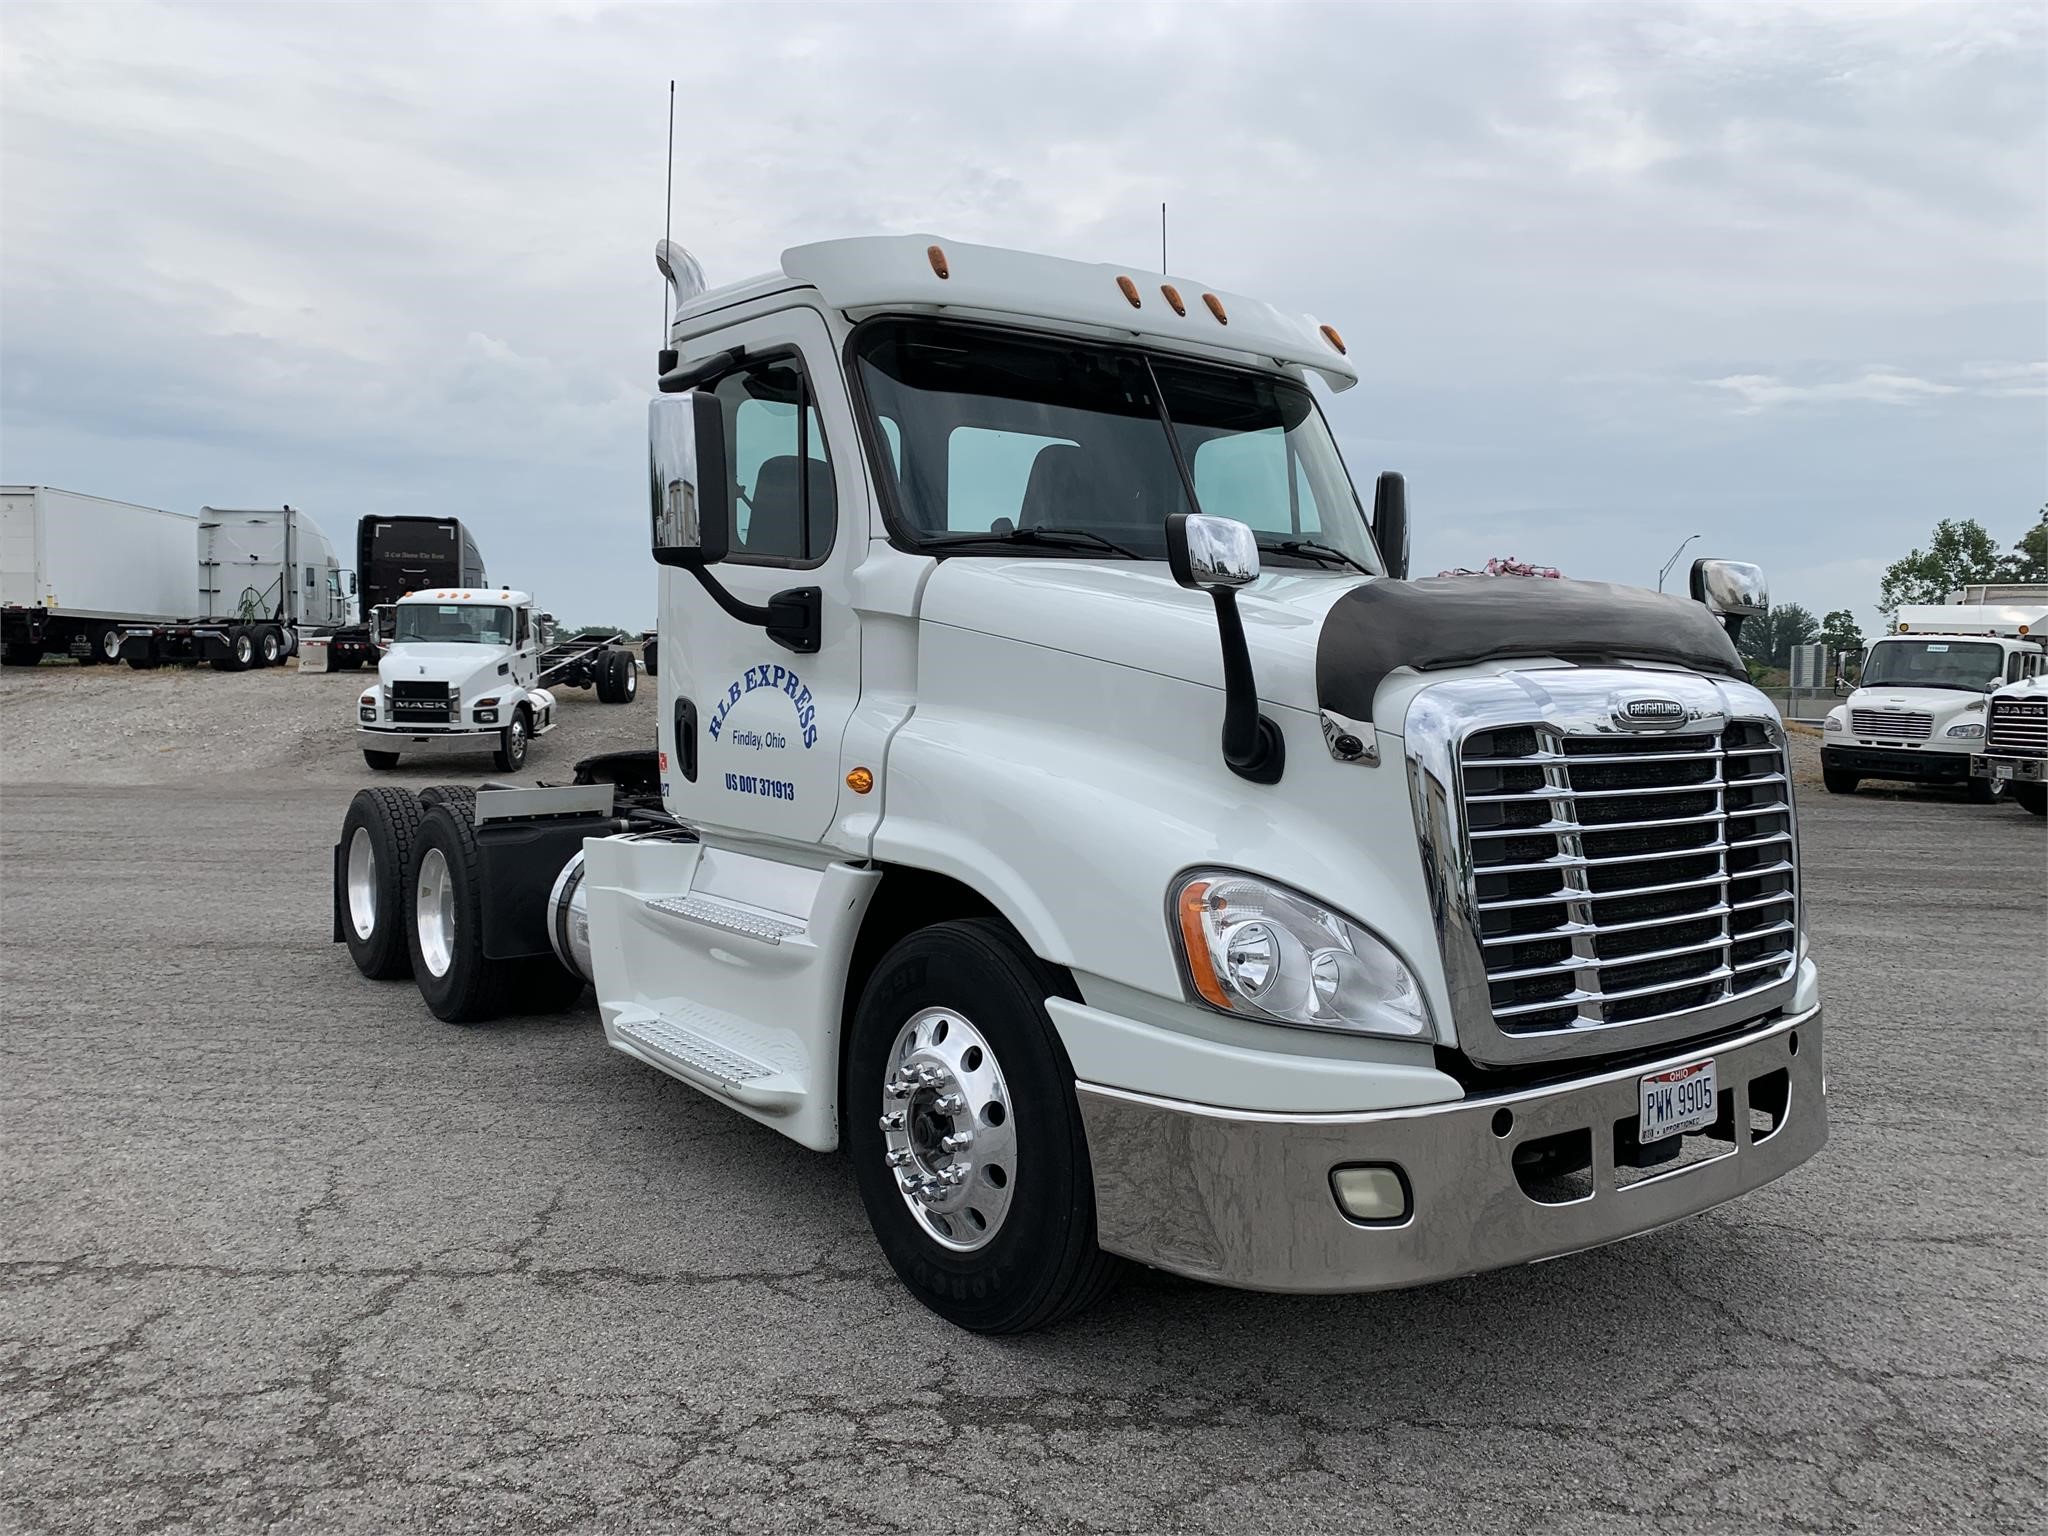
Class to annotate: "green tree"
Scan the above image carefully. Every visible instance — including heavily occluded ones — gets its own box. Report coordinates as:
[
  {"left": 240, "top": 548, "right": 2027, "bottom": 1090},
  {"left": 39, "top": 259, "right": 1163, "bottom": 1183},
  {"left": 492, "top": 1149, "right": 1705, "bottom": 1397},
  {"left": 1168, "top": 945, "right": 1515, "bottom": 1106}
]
[
  {"left": 1995, "top": 506, "right": 2047, "bottom": 583},
  {"left": 1737, "top": 602, "right": 1818, "bottom": 667},
  {"left": 1817, "top": 609, "right": 1864, "bottom": 680},
  {"left": 1877, "top": 518, "right": 2002, "bottom": 614}
]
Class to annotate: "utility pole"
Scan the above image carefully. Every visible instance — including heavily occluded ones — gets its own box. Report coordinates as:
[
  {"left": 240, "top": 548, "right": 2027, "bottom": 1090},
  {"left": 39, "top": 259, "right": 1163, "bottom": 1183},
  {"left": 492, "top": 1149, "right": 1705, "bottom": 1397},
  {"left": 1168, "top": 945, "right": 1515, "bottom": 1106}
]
[{"left": 1658, "top": 533, "right": 1702, "bottom": 593}]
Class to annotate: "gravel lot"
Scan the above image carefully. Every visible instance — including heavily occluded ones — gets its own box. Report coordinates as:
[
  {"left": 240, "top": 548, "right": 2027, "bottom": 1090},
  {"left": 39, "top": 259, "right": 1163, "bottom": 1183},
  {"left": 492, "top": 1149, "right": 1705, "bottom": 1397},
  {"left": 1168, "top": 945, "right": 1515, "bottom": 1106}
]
[{"left": 2, "top": 672, "right": 2043, "bottom": 1534}]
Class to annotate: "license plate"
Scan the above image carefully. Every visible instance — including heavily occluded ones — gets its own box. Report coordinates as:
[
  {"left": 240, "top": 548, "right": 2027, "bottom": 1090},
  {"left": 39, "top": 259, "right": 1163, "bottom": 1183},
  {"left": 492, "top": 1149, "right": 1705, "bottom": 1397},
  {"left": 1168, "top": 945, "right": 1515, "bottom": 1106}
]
[
  {"left": 1639, "top": 1059, "right": 1717, "bottom": 1144},
  {"left": 1993, "top": 761, "right": 2014, "bottom": 781}
]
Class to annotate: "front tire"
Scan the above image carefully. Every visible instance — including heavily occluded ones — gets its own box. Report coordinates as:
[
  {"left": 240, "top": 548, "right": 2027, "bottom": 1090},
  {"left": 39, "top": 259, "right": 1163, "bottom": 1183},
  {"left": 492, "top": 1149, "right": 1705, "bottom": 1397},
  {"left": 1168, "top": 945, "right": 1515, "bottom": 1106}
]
[
  {"left": 846, "top": 918, "right": 1122, "bottom": 1334},
  {"left": 642, "top": 637, "right": 657, "bottom": 677},
  {"left": 363, "top": 749, "right": 401, "bottom": 770},
  {"left": 494, "top": 708, "right": 529, "bottom": 773},
  {"left": 2013, "top": 782, "right": 2046, "bottom": 817},
  {"left": 1967, "top": 774, "right": 2005, "bottom": 805},
  {"left": 1822, "top": 768, "right": 1859, "bottom": 795},
  {"left": 100, "top": 627, "right": 124, "bottom": 664},
  {"left": 337, "top": 787, "right": 422, "bottom": 979}
]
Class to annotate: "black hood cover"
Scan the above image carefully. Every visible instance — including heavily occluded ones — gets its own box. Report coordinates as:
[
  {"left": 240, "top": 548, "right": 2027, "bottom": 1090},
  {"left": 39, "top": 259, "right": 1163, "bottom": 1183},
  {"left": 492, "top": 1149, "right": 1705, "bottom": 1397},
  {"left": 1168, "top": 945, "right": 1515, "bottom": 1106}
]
[{"left": 1316, "top": 576, "right": 1746, "bottom": 724}]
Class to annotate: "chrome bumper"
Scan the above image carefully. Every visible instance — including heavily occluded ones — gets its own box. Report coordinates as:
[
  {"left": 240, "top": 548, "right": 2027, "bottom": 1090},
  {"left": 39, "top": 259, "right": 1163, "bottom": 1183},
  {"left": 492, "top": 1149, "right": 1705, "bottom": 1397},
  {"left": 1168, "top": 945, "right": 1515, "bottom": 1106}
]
[
  {"left": 358, "top": 725, "right": 501, "bottom": 756},
  {"left": 1078, "top": 1006, "right": 1825, "bottom": 1293}
]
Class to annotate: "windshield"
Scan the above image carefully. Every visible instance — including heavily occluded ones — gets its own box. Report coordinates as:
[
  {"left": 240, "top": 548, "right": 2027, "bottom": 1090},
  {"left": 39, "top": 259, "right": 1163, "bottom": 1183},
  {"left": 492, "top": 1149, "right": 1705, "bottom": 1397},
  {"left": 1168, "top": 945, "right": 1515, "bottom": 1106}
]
[
  {"left": 852, "top": 319, "right": 1382, "bottom": 571},
  {"left": 394, "top": 603, "right": 513, "bottom": 646},
  {"left": 1862, "top": 639, "right": 2004, "bottom": 691}
]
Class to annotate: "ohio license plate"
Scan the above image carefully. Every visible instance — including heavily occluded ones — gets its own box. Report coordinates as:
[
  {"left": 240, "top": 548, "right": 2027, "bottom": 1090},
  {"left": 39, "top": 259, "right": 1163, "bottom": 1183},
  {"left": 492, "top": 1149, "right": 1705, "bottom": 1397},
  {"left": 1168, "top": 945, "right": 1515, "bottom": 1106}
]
[
  {"left": 1993, "top": 761, "right": 2013, "bottom": 780},
  {"left": 1639, "top": 1059, "right": 1717, "bottom": 1144}
]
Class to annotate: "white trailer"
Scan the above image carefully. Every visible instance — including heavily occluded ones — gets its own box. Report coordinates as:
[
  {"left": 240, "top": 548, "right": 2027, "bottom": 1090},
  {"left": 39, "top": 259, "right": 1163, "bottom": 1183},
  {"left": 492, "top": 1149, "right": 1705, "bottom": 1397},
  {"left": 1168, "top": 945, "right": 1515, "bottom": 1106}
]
[
  {"left": 0, "top": 486, "right": 197, "bottom": 665},
  {"left": 122, "top": 505, "right": 352, "bottom": 670},
  {"left": 330, "top": 232, "right": 1826, "bottom": 1333}
]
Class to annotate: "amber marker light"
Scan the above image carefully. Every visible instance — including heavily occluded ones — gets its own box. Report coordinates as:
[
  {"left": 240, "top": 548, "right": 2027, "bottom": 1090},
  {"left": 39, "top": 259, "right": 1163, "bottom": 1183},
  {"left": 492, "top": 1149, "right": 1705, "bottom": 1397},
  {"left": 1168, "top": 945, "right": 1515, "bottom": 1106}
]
[
  {"left": 927, "top": 244, "right": 950, "bottom": 279},
  {"left": 846, "top": 767, "right": 874, "bottom": 794},
  {"left": 1116, "top": 275, "right": 1142, "bottom": 308},
  {"left": 1202, "top": 292, "right": 1228, "bottom": 324},
  {"left": 1320, "top": 323, "right": 1348, "bottom": 355},
  {"left": 1161, "top": 284, "right": 1186, "bottom": 316},
  {"left": 1176, "top": 879, "right": 1231, "bottom": 1008}
]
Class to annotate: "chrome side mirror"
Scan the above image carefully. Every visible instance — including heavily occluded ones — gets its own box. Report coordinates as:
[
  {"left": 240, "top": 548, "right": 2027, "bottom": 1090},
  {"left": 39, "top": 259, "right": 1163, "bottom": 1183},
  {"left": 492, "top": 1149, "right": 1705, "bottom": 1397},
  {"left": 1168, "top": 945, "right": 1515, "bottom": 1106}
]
[
  {"left": 1166, "top": 513, "right": 1260, "bottom": 591},
  {"left": 648, "top": 393, "right": 729, "bottom": 569},
  {"left": 1164, "top": 513, "right": 1282, "bottom": 784},
  {"left": 1689, "top": 558, "right": 1768, "bottom": 618}
]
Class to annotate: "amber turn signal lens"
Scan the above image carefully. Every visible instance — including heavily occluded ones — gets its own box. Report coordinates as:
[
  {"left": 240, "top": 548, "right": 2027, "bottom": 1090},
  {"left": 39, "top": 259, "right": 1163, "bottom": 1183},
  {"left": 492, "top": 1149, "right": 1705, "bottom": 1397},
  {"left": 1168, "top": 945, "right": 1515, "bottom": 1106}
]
[
  {"left": 1116, "top": 275, "right": 1142, "bottom": 308},
  {"left": 1319, "top": 323, "right": 1347, "bottom": 355},
  {"left": 1202, "top": 292, "right": 1228, "bottom": 324},
  {"left": 1176, "top": 880, "right": 1230, "bottom": 1008},
  {"left": 846, "top": 767, "right": 874, "bottom": 794},
  {"left": 927, "top": 244, "right": 950, "bottom": 279}
]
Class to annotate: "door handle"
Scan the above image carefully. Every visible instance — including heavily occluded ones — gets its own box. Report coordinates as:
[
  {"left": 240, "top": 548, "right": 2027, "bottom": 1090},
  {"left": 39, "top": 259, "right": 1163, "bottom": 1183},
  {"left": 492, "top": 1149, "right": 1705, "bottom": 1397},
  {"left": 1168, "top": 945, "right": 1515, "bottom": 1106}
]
[{"left": 674, "top": 697, "right": 698, "bottom": 782}]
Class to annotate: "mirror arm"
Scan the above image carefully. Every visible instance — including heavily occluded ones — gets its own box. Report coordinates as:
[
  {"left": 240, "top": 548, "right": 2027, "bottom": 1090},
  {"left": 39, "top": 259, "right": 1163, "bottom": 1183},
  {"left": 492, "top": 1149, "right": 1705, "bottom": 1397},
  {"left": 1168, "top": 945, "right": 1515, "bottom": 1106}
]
[
  {"left": 1208, "top": 590, "right": 1285, "bottom": 784},
  {"left": 686, "top": 567, "right": 820, "bottom": 655}
]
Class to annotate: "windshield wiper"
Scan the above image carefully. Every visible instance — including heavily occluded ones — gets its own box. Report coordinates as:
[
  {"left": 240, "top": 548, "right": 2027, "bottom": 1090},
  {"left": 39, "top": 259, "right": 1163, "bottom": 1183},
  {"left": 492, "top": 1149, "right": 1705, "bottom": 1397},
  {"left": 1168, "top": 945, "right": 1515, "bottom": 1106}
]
[
  {"left": 928, "top": 525, "right": 1143, "bottom": 560},
  {"left": 1257, "top": 537, "right": 1373, "bottom": 576}
]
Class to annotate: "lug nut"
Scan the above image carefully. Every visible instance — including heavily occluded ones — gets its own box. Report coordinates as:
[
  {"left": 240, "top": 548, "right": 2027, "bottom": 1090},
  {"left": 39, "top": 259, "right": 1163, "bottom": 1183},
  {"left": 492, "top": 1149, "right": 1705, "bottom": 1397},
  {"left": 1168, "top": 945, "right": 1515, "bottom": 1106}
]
[
  {"left": 933, "top": 1093, "right": 966, "bottom": 1114},
  {"left": 885, "top": 1149, "right": 912, "bottom": 1168},
  {"left": 939, "top": 1131, "right": 973, "bottom": 1152},
  {"left": 940, "top": 1162, "right": 970, "bottom": 1185},
  {"left": 879, "top": 1112, "right": 906, "bottom": 1131}
]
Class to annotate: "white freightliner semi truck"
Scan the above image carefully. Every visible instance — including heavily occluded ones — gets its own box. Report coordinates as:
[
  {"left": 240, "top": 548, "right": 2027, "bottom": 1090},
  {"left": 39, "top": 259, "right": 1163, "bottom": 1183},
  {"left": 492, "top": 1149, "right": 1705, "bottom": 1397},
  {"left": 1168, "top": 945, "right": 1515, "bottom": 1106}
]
[
  {"left": 330, "top": 235, "right": 1826, "bottom": 1333},
  {"left": 1822, "top": 600, "right": 2048, "bottom": 803},
  {"left": 357, "top": 588, "right": 639, "bottom": 771}
]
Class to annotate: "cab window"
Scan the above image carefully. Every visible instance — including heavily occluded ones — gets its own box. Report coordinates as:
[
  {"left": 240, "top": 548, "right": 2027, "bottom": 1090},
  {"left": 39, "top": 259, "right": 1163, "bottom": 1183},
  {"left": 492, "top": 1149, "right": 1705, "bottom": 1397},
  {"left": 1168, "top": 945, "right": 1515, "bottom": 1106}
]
[{"left": 712, "top": 359, "right": 836, "bottom": 566}]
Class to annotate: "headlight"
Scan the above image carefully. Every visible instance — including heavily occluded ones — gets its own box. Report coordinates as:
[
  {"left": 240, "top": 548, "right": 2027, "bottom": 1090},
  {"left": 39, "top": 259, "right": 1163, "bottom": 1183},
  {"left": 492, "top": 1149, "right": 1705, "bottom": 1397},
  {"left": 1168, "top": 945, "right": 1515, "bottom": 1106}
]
[
  {"left": 1824, "top": 716, "right": 1843, "bottom": 733},
  {"left": 1945, "top": 722, "right": 1983, "bottom": 738},
  {"left": 1172, "top": 872, "right": 1433, "bottom": 1039}
]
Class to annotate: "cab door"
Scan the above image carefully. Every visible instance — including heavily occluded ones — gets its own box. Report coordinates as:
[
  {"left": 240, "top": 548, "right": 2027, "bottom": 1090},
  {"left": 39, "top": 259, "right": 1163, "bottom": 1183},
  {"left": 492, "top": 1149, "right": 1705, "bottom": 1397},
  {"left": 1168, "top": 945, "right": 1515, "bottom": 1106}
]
[
  {"left": 512, "top": 605, "right": 539, "bottom": 689},
  {"left": 659, "top": 305, "right": 863, "bottom": 849}
]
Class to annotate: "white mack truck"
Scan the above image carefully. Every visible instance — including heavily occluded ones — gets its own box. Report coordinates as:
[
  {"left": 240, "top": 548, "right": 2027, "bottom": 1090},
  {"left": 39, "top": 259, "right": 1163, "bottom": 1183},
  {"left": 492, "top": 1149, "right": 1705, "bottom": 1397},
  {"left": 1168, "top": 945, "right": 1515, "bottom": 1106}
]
[
  {"left": 331, "top": 235, "right": 1825, "bottom": 1333},
  {"left": 1822, "top": 600, "right": 2048, "bottom": 802},
  {"left": 1972, "top": 672, "right": 2048, "bottom": 816},
  {"left": 356, "top": 588, "right": 640, "bottom": 772}
]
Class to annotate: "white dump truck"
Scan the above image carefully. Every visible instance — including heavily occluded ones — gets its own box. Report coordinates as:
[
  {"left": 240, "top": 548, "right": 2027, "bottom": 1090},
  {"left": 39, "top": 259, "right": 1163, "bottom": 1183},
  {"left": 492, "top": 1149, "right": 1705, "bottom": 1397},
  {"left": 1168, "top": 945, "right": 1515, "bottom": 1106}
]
[
  {"left": 1972, "top": 672, "right": 2048, "bottom": 816},
  {"left": 356, "top": 588, "right": 638, "bottom": 771},
  {"left": 331, "top": 234, "right": 1825, "bottom": 1333},
  {"left": 1822, "top": 599, "right": 2048, "bottom": 802}
]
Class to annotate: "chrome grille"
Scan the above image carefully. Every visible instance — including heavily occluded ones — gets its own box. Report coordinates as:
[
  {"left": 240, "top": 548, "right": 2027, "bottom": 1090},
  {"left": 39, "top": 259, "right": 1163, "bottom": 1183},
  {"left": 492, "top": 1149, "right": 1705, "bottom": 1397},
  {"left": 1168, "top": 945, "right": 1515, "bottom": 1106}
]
[
  {"left": 1986, "top": 699, "right": 2048, "bottom": 756},
  {"left": 1460, "top": 719, "right": 1798, "bottom": 1042},
  {"left": 1849, "top": 708, "right": 1932, "bottom": 741}
]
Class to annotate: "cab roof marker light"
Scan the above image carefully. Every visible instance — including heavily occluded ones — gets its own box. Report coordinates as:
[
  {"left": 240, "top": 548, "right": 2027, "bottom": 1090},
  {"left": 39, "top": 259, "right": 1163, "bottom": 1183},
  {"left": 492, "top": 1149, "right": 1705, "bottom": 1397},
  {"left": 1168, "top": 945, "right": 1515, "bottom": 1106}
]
[
  {"left": 927, "top": 244, "right": 950, "bottom": 279},
  {"left": 1202, "top": 293, "right": 1228, "bottom": 324},
  {"left": 1161, "top": 284, "right": 1186, "bottom": 316},
  {"left": 1116, "top": 275, "right": 1142, "bottom": 308},
  {"left": 1319, "top": 323, "right": 1347, "bottom": 355}
]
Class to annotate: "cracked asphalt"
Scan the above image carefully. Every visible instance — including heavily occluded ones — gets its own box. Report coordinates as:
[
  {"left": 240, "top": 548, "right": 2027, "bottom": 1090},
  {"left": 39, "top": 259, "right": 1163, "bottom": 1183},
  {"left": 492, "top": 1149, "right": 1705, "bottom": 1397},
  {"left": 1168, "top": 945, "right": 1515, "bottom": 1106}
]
[{"left": 2, "top": 771, "right": 2043, "bottom": 1534}]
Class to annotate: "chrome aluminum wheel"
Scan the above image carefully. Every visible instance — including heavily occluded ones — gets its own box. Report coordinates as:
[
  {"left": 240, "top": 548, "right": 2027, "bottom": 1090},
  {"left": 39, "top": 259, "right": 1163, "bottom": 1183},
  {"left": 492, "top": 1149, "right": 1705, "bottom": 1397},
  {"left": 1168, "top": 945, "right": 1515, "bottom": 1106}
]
[
  {"left": 880, "top": 1007, "right": 1016, "bottom": 1251},
  {"left": 345, "top": 826, "right": 377, "bottom": 941},
  {"left": 414, "top": 846, "right": 455, "bottom": 978}
]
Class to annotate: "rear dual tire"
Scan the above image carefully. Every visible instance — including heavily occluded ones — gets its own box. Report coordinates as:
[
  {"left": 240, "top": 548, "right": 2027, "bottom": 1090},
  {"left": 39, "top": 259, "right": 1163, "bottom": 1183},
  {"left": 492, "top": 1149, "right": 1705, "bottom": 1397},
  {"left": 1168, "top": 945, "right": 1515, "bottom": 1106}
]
[
  {"left": 408, "top": 803, "right": 583, "bottom": 1021},
  {"left": 595, "top": 649, "right": 638, "bottom": 705},
  {"left": 339, "top": 787, "right": 424, "bottom": 979}
]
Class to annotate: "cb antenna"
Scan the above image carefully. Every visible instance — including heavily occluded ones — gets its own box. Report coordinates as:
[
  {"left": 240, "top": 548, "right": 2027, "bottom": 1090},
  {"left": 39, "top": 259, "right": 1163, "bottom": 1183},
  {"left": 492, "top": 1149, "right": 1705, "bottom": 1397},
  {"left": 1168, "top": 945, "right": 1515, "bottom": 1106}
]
[
  {"left": 1160, "top": 201, "right": 1167, "bottom": 273},
  {"left": 661, "top": 79, "right": 675, "bottom": 343}
]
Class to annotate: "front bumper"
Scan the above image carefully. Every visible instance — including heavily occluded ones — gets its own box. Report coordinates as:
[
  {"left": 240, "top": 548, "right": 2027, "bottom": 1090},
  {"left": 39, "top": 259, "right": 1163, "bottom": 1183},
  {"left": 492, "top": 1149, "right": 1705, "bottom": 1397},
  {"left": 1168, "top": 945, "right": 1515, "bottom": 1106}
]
[
  {"left": 1823, "top": 743, "right": 1971, "bottom": 783},
  {"left": 358, "top": 724, "right": 501, "bottom": 756},
  {"left": 1078, "top": 1006, "right": 1825, "bottom": 1293},
  {"left": 1972, "top": 753, "right": 2046, "bottom": 783}
]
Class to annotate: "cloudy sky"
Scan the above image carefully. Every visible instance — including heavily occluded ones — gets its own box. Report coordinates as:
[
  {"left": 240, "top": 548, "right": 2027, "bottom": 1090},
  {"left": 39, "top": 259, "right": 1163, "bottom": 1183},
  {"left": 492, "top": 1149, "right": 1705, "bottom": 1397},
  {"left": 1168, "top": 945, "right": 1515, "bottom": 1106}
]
[{"left": 3, "top": 1, "right": 2042, "bottom": 632}]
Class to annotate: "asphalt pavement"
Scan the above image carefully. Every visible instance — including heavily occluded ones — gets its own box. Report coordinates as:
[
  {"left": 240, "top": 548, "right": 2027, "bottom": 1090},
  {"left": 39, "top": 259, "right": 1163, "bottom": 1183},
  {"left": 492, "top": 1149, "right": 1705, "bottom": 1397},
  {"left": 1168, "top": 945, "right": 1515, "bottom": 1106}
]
[{"left": 1, "top": 777, "right": 2042, "bottom": 1534}]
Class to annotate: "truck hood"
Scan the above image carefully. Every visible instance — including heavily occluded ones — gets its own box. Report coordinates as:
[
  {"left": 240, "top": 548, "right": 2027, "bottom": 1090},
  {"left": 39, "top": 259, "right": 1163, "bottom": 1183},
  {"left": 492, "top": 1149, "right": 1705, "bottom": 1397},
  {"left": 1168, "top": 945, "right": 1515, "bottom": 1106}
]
[
  {"left": 916, "top": 559, "right": 1356, "bottom": 714},
  {"left": 378, "top": 644, "right": 514, "bottom": 695},
  {"left": 915, "top": 560, "right": 1743, "bottom": 723}
]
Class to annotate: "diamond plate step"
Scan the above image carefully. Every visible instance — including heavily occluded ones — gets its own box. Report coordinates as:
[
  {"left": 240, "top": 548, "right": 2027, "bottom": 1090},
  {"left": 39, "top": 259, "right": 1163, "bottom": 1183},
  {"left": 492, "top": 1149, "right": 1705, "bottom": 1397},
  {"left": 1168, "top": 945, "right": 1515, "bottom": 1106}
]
[
  {"left": 643, "top": 894, "right": 806, "bottom": 945},
  {"left": 610, "top": 1005, "right": 804, "bottom": 1113}
]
